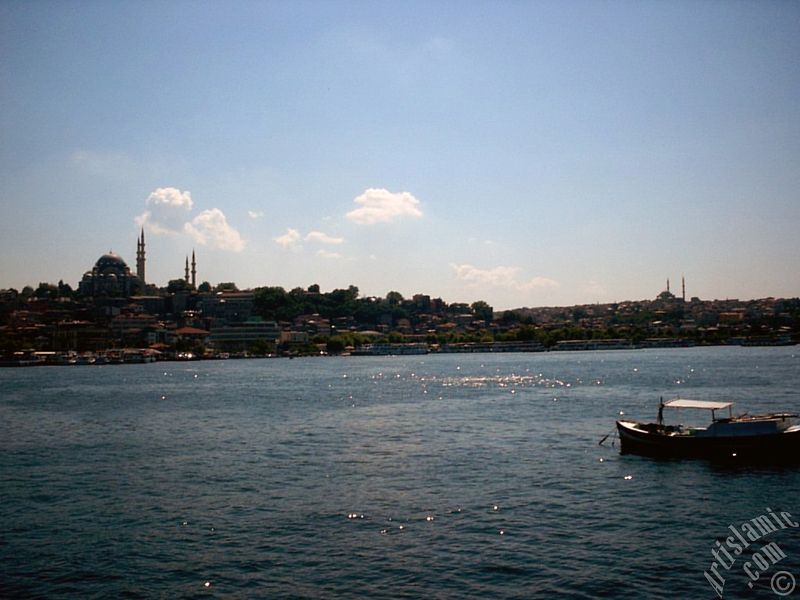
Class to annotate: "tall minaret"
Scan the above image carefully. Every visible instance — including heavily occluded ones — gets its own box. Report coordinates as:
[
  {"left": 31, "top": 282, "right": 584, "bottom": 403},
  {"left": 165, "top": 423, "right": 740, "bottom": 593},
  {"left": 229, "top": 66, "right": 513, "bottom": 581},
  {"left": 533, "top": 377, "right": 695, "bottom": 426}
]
[
  {"left": 191, "top": 250, "right": 196, "bottom": 289},
  {"left": 184, "top": 256, "right": 190, "bottom": 284},
  {"left": 682, "top": 275, "right": 686, "bottom": 302},
  {"left": 667, "top": 278, "right": 670, "bottom": 294},
  {"left": 136, "top": 228, "right": 146, "bottom": 284}
]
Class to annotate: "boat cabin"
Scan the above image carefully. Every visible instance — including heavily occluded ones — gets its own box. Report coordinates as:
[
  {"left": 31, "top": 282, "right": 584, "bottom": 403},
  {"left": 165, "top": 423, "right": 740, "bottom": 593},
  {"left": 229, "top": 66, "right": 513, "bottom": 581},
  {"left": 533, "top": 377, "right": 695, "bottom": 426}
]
[
  {"left": 663, "top": 398, "right": 733, "bottom": 421},
  {"left": 660, "top": 398, "right": 796, "bottom": 437}
]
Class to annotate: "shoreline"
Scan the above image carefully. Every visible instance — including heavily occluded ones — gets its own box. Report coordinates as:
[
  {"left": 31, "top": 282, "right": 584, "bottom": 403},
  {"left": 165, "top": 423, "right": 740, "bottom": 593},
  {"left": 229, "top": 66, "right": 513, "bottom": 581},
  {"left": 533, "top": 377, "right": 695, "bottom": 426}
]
[{"left": 2, "top": 338, "right": 796, "bottom": 367}]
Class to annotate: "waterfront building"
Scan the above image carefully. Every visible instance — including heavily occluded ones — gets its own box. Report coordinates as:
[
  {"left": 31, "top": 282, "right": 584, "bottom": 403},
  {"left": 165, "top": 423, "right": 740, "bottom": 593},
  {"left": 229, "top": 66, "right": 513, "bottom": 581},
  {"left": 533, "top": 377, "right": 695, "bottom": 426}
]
[
  {"left": 199, "top": 291, "right": 255, "bottom": 323},
  {"left": 280, "top": 330, "right": 310, "bottom": 345},
  {"left": 109, "top": 313, "right": 159, "bottom": 337},
  {"left": 209, "top": 318, "right": 280, "bottom": 352},
  {"left": 293, "top": 314, "right": 331, "bottom": 336},
  {"left": 174, "top": 325, "right": 210, "bottom": 346}
]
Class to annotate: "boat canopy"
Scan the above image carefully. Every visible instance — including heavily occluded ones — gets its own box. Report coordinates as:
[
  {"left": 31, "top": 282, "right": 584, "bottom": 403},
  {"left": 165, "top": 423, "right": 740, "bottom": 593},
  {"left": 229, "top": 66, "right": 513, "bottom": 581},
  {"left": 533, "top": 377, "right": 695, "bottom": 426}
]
[{"left": 664, "top": 399, "right": 733, "bottom": 411}]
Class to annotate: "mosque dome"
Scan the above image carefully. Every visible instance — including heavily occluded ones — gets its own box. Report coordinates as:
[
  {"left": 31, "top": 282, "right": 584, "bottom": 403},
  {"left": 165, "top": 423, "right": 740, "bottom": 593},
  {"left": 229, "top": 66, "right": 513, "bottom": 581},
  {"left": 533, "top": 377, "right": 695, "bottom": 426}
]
[
  {"left": 95, "top": 252, "right": 129, "bottom": 272},
  {"left": 79, "top": 250, "right": 140, "bottom": 297}
]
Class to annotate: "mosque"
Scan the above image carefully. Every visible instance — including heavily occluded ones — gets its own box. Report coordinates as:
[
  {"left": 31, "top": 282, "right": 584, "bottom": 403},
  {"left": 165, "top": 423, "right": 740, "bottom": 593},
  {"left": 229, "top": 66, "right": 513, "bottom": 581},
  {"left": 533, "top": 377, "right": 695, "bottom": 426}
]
[{"left": 78, "top": 229, "right": 196, "bottom": 297}]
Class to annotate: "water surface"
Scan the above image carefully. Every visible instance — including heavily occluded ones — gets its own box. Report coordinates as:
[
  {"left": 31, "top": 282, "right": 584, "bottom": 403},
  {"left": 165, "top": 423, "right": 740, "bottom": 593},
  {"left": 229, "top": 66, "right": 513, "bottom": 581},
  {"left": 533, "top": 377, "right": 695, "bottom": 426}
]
[{"left": 2, "top": 346, "right": 799, "bottom": 598}]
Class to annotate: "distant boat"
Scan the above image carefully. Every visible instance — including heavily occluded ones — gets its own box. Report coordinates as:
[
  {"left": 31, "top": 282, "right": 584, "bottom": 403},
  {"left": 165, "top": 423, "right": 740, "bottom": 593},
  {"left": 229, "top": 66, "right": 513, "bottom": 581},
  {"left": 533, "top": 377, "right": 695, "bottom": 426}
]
[
  {"left": 0, "top": 350, "right": 44, "bottom": 367},
  {"left": 351, "top": 343, "right": 429, "bottom": 356},
  {"left": 75, "top": 353, "right": 96, "bottom": 365},
  {"left": 615, "top": 398, "right": 800, "bottom": 460}
]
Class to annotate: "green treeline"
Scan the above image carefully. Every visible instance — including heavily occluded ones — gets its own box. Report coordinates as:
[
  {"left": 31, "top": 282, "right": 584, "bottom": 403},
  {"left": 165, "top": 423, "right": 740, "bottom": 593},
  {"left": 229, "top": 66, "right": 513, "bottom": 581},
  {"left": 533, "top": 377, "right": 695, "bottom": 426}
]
[{"left": 252, "top": 285, "right": 490, "bottom": 327}]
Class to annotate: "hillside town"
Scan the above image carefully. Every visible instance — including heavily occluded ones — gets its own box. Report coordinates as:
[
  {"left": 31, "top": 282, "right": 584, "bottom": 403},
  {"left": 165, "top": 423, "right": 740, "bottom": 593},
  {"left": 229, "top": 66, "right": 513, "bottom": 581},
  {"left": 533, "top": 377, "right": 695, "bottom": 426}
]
[{"left": 1, "top": 244, "right": 797, "bottom": 364}]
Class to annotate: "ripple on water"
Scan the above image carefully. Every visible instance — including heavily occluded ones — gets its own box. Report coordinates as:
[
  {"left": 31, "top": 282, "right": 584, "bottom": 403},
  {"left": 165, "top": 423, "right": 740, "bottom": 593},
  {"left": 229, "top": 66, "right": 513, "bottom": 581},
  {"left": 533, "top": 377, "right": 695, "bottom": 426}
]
[{"left": 1, "top": 349, "right": 799, "bottom": 598}]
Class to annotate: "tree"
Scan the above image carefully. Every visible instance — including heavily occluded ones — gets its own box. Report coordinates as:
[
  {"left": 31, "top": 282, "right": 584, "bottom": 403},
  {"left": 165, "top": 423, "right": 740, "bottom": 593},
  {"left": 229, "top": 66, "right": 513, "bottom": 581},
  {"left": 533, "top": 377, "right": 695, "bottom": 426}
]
[
  {"left": 249, "top": 339, "right": 275, "bottom": 356},
  {"left": 324, "top": 286, "right": 359, "bottom": 318},
  {"left": 253, "top": 286, "right": 289, "bottom": 321},
  {"left": 215, "top": 282, "right": 239, "bottom": 292},
  {"left": 167, "top": 279, "right": 191, "bottom": 293},
  {"left": 471, "top": 300, "right": 493, "bottom": 323},
  {"left": 386, "top": 291, "right": 404, "bottom": 306},
  {"left": 326, "top": 336, "right": 347, "bottom": 354},
  {"left": 57, "top": 280, "right": 74, "bottom": 298},
  {"left": 35, "top": 282, "right": 59, "bottom": 299}
]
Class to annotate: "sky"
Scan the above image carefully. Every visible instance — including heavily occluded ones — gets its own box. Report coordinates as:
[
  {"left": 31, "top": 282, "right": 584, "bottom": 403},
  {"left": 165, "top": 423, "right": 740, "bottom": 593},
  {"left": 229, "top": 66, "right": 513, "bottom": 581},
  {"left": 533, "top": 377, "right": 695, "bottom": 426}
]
[{"left": 1, "top": 1, "right": 799, "bottom": 310}]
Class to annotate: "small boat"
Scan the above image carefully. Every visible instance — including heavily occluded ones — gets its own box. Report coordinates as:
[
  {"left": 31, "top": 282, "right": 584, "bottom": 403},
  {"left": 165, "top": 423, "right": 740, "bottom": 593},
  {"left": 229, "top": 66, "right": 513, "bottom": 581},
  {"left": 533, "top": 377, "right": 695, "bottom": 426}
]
[{"left": 615, "top": 398, "right": 800, "bottom": 460}]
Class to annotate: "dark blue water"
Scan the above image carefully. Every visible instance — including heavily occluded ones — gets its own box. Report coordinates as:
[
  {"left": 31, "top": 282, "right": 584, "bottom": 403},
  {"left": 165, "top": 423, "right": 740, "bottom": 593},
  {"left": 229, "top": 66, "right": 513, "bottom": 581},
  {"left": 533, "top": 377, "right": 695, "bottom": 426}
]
[{"left": 2, "top": 347, "right": 799, "bottom": 598}]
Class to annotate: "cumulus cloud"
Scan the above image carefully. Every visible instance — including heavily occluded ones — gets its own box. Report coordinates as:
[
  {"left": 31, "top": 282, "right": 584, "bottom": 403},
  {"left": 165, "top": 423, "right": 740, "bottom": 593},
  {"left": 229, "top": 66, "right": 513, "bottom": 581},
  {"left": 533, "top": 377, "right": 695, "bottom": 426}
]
[
  {"left": 135, "top": 187, "right": 244, "bottom": 251},
  {"left": 184, "top": 208, "right": 245, "bottom": 252},
  {"left": 275, "top": 228, "right": 346, "bottom": 252},
  {"left": 305, "top": 231, "right": 344, "bottom": 245},
  {"left": 523, "top": 276, "right": 561, "bottom": 290},
  {"left": 452, "top": 264, "right": 559, "bottom": 291},
  {"left": 135, "top": 187, "right": 194, "bottom": 234},
  {"left": 148, "top": 187, "right": 193, "bottom": 208},
  {"left": 316, "top": 249, "right": 343, "bottom": 260},
  {"left": 274, "top": 228, "right": 302, "bottom": 250},
  {"left": 346, "top": 188, "right": 423, "bottom": 225},
  {"left": 248, "top": 210, "right": 265, "bottom": 219}
]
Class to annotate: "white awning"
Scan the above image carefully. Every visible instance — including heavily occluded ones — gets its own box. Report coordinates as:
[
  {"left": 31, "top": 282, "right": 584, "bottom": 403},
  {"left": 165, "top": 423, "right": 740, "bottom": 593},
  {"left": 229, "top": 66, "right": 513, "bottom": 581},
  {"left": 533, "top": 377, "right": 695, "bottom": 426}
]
[{"left": 664, "top": 399, "right": 733, "bottom": 410}]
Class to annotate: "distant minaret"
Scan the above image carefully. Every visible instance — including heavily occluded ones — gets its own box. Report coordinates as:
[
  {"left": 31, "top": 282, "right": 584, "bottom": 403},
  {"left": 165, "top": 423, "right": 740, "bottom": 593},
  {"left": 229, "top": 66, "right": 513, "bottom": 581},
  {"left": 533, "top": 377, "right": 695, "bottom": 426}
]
[
  {"left": 682, "top": 276, "right": 686, "bottom": 302},
  {"left": 184, "top": 256, "right": 190, "bottom": 284},
  {"left": 191, "top": 250, "right": 196, "bottom": 289},
  {"left": 136, "top": 228, "right": 146, "bottom": 284},
  {"left": 667, "top": 278, "right": 670, "bottom": 294}
]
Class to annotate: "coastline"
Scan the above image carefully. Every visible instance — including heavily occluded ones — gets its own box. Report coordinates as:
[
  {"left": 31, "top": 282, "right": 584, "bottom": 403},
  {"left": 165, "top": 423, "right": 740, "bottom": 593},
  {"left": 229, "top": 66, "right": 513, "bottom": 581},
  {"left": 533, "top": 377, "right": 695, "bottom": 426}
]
[{"left": 2, "top": 336, "right": 795, "bottom": 367}]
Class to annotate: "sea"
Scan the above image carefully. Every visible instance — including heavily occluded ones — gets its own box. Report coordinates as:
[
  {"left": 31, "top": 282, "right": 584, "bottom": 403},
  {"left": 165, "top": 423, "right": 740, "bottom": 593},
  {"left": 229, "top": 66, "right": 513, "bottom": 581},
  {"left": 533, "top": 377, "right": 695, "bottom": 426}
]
[{"left": 1, "top": 346, "right": 799, "bottom": 599}]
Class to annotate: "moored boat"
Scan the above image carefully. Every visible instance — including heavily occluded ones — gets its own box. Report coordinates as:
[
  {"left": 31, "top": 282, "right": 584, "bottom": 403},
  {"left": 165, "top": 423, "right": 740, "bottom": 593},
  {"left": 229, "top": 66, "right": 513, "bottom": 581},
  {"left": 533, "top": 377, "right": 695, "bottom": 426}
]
[
  {"left": 351, "top": 343, "right": 429, "bottom": 356},
  {"left": 615, "top": 398, "right": 800, "bottom": 461}
]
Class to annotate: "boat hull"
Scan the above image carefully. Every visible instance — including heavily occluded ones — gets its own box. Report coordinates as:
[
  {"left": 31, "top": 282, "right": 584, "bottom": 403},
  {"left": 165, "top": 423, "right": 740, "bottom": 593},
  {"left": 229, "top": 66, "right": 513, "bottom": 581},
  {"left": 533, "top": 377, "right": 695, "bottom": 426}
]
[{"left": 616, "top": 420, "right": 800, "bottom": 462}]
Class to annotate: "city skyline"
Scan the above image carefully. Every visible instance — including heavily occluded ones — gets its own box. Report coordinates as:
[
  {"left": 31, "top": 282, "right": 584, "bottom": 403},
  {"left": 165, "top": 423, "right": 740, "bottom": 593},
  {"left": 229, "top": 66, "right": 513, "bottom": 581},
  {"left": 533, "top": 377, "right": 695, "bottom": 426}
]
[{"left": 2, "top": 2, "right": 799, "bottom": 309}]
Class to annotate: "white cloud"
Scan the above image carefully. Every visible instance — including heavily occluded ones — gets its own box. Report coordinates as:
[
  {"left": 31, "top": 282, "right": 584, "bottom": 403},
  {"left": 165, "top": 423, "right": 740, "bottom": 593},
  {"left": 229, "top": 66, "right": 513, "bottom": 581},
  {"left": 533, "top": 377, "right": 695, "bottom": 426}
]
[
  {"left": 136, "top": 187, "right": 194, "bottom": 234},
  {"left": 453, "top": 264, "right": 518, "bottom": 287},
  {"left": 147, "top": 187, "right": 193, "bottom": 209},
  {"left": 274, "top": 228, "right": 345, "bottom": 252},
  {"left": 184, "top": 208, "right": 245, "bottom": 252},
  {"left": 452, "top": 264, "right": 559, "bottom": 291},
  {"left": 274, "top": 228, "right": 302, "bottom": 250},
  {"left": 248, "top": 210, "right": 265, "bottom": 219},
  {"left": 346, "top": 188, "right": 423, "bottom": 225},
  {"left": 135, "top": 187, "right": 244, "bottom": 252},
  {"left": 521, "top": 276, "right": 561, "bottom": 290},
  {"left": 305, "top": 231, "right": 344, "bottom": 245}
]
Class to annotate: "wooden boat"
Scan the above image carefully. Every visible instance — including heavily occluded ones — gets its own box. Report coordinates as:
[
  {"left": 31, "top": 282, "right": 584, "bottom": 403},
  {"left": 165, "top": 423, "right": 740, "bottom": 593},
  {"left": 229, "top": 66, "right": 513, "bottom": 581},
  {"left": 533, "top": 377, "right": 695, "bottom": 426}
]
[{"left": 615, "top": 398, "right": 800, "bottom": 460}]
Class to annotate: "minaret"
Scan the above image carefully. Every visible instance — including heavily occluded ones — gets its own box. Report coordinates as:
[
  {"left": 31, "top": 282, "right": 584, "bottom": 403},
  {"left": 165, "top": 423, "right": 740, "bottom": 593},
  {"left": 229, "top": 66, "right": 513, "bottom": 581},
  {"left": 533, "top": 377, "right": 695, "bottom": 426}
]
[
  {"left": 184, "top": 256, "right": 190, "bottom": 284},
  {"left": 667, "top": 278, "right": 670, "bottom": 294},
  {"left": 682, "top": 276, "right": 686, "bottom": 302},
  {"left": 136, "top": 228, "right": 146, "bottom": 284},
  {"left": 191, "top": 250, "right": 196, "bottom": 289}
]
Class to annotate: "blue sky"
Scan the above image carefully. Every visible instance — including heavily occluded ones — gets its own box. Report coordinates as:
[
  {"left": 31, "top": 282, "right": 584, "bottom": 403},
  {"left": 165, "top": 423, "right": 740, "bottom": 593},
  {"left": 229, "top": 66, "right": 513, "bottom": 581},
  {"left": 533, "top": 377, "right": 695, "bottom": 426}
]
[{"left": 1, "top": 1, "right": 798, "bottom": 309}]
